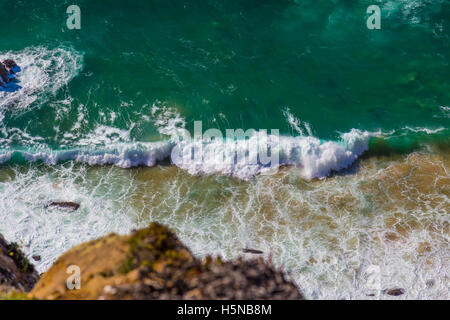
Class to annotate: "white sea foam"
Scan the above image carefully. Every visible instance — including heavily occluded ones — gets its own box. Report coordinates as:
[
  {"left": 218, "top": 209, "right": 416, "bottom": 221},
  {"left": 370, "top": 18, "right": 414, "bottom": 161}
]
[
  {"left": 0, "top": 165, "right": 137, "bottom": 272},
  {"left": 438, "top": 106, "right": 450, "bottom": 118},
  {"left": 0, "top": 46, "right": 83, "bottom": 116},
  {"left": 0, "top": 128, "right": 373, "bottom": 180},
  {"left": 282, "top": 107, "right": 313, "bottom": 136},
  {"left": 0, "top": 90, "right": 445, "bottom": 181},
  {"left": 150, "top": 102, "right": 186, "bottom": 137},
  {"left": 7, "top": 141, "right": 174, "bottom": 168},
  {"left": 0, "top": 92, "right": 446, "bottom": 181},
  {"left": 402, "top": 126, "right": 446, "bottom": 135},
  {"left": 382, "top": 0, "right": 447, "bottom": 25},
  {"left": 1, "top": 149, "right": 447, "bottom": 298},
  {"left": 172, "top": 129, "right": 372, "bottom": 180},
  {"left": 77, "top": 125, "right": 133, "bottom": 146},
  {"left": 0, "top": 151, "right": 12, "bottom": 163}
]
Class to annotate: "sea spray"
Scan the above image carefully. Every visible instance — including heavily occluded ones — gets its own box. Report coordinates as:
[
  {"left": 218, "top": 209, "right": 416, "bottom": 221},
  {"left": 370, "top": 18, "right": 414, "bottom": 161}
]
[
  {"left": 0, "top": 46, "right": 83, "bottom": 115},
  {"left": 2, "top": 126, "right": 449, "bottom": 180},
  {"left": 0, "top": 126, "right": 373, "bottom": 180}
]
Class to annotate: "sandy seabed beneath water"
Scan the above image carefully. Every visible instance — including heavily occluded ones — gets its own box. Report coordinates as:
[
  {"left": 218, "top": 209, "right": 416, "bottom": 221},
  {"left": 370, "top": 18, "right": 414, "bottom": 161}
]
[{"left": 0, "top": 149, "right": 448, "bottom": 299}]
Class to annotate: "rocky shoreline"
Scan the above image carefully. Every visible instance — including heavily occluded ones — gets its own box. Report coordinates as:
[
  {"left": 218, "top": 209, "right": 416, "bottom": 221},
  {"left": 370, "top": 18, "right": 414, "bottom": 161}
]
[
  {"left": 0, "top": 223, "right": 304, "bottom": 300},
  {"left": 0, "top": 234, "right": 39, "bottom": 299}
]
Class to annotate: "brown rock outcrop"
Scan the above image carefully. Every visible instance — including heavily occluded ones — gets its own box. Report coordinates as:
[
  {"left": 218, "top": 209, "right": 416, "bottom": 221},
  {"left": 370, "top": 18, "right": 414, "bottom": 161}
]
[
  {"left": 0, "top": 234, "right": 39, "bottom": 294},
  {"left": 31, "top": 223, "right": 304, "bottom": 300}
]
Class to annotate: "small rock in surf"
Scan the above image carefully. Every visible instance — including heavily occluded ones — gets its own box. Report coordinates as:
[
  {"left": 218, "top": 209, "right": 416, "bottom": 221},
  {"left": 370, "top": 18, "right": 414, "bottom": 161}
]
[
  {"left": 242, "top": 248, "right": 264, "bottom": 254},
  {"left": 0, "top": 59, "right": 21, "bottom": 87},
  {"left": 385, "top": 288, "right": 405, "bottom": 296},
  {"left": 45, "top": 201, "right": 80, "bottom": 211}
]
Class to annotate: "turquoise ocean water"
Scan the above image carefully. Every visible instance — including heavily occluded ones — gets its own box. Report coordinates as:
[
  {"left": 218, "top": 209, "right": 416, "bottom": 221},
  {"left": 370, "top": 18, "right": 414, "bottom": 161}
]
[{"left": 0, "top": 0, "right": 449, "bottom": 299}]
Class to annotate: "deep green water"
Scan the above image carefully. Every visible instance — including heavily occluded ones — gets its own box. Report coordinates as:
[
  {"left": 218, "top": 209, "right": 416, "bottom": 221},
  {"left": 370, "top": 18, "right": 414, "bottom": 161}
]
[
  {"left": 0, "top": 0, "right": 449, "bottom": 146},
  {"left": 0, "top": 0, "right": 449, "bottom": 299}
]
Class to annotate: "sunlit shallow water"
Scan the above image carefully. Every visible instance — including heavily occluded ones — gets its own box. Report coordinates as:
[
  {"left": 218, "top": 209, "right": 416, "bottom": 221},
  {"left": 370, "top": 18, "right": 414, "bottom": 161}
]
[{"left": 0, "top": 149, "right": 448, "bottom": 299}]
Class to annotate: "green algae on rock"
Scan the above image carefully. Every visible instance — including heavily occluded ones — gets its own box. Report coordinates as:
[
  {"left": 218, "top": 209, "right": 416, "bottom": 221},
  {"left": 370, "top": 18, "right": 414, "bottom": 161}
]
[
  {"left": 31, "top": 222, "right": 304, "bottom": 300},
  {"left": 0, "top": 234, "right": 39, "bottom": 295}
]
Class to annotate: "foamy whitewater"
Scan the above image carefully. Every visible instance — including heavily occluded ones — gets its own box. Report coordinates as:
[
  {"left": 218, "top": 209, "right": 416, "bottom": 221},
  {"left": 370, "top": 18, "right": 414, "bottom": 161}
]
[
  {"left": 0, "top": 47, "right": 83, "bottom": 118},
  {"left": 0, "top": 128, "right": 374, "bottom": 181},
  {"left": 1, "top": 102, "right": 445, "bottom": 181},
  {"left": 0, "top": 57, "right": 378, "bottom": 181},
  {"left": 1, "top": 0, "right": 449, "bottom": 300}
]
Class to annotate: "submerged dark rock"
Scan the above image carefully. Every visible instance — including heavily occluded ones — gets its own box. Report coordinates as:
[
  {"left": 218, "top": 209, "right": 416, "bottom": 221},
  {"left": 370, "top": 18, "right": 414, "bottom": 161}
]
[
  {"left": 242, "top": 248, "right": 264, "bottom": 255},
  {"left": 3, "top": 59, "right": 18, "bottom": 72},
  {"left": 0, "top": 234, "right": 39, "bottom": 294},
  {"left": 0, "top": 59, "right": 20, "bottom": 86},
  {"left": 45, "top": 201, "right": 80, "bottom": 211},
  {"left": 385, "top": 288, "right": 405, "bottom": 296}
]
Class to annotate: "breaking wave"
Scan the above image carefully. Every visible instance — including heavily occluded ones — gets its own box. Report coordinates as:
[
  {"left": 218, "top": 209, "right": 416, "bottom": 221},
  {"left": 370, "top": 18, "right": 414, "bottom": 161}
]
[{"left": 0, "top": 125, "right": 447, "bottom": 180}]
